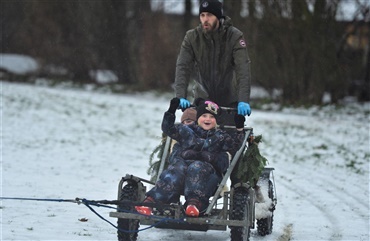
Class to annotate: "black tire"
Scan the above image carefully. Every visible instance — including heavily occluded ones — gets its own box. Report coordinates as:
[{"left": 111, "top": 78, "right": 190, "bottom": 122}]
[
  {"left": 117, "top": 182, "right": 140, "bottom": 241},
  {"left": 230, "top": 187, "right": 251, "bottom": 241},
  {"left": 257, "top": 180, "right": 275, "bottom": 236}
]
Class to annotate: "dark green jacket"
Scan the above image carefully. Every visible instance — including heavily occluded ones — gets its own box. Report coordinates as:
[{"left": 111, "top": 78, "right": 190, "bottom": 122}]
[{"left": 175, "top": 16, "right": 251, "bottom": 106}]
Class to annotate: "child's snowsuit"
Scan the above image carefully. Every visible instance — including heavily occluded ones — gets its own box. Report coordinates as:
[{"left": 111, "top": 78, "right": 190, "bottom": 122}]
[{"left": 146, "top": 111, "right": 245, "bottom": 211}]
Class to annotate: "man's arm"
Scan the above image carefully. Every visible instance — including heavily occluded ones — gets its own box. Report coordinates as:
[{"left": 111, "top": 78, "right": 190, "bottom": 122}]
[
  {"left": 175, "top": 32, "right": 195, "bottom": 100},
  {"left": 233, "top": 35, "right": 251, "bottom": 104}
]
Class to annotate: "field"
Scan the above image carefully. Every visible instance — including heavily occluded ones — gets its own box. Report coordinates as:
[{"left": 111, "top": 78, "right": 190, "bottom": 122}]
[{"left": 1, "top": 82, "right": 369, "bottom": 240}]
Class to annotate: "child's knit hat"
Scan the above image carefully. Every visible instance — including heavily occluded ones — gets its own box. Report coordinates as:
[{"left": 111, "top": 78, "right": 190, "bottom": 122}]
[
  {"left": 196, "top": 99, "right": 220, "bottom": 120},
  {"left": 181, "top": 108, "right": 197, "bottom": 123}
]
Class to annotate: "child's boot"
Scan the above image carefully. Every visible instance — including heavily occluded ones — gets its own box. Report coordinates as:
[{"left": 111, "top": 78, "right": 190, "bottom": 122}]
[
  {"left": 135, "top": 196, "right": 155, "bottom": 216},
  {"left": 185, "top": 198, "right": 201, "bottom": 217}
]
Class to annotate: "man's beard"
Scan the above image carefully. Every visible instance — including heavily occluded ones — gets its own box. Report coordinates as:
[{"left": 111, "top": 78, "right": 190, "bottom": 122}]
[{"left": 202, "top": 21, "right": 218, "bottom": 33}]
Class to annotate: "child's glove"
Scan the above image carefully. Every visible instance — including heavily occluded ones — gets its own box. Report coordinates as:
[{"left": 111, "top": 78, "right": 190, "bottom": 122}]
[
  {"left": 181, "top": 149, "right": 200, "bottom": 160},
  {"left": 168, "top": 98, "right": 180, "bottom": 114},
  {"left": 200, "top": 151, "right": 217, "bottom": 163},
  {"left": 234, "top": 114, "right": 246, "bottom": 129}
]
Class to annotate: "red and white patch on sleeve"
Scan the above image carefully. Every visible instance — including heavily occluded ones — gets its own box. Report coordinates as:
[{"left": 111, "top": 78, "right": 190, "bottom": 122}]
[{"left": 239, "top": 39, "right": 247, "bottom": 47}]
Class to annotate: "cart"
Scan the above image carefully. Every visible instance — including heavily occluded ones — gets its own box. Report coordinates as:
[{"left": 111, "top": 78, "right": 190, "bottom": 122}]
[{"left": 109, "top": 108, "right": 277, "bottom": 241}]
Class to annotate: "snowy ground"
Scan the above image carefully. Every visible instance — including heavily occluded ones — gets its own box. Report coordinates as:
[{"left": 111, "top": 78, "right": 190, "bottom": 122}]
[{"left": 1, "top": 81, "right": 369, "bottom": 241}]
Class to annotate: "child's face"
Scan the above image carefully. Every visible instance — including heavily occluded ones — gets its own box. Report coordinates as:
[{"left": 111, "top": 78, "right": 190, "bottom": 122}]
[
  {"left": 197, "top": 113, "right": 217, "bottom": 130},
  {"left": 182, "top": 119, "right": 194, "bottom": 125}
]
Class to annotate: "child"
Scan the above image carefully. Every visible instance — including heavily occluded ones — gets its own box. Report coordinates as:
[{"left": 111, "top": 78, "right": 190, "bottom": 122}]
[
  {"left": 168, "top": 108, "right": 197, "bottom": 163},
  {"left": 180, "top": 108, "right": 197, "bottom": 125},
  {"left": 136, "top": 98, "right": 245, "bottom": 217}
]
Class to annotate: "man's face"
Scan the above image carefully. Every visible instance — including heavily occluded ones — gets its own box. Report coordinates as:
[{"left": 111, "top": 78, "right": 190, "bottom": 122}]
[{"left": 200, "top": 12, "right": 219, "bottom": 33}]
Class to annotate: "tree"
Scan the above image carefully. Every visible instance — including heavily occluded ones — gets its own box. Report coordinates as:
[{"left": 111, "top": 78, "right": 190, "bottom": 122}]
[
  {"left": 245, "top": 0, "right": 351, "bottom": 104},
  {"left": 2, "top": 0, "right": 367, "bottom": 103},
  {"left": 1, "top": 1, "right": 26, "bottom": 53}
]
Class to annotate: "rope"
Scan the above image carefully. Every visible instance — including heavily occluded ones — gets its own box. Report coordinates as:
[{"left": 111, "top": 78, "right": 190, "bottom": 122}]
[
  {"left": 0, "top": 196, "right": 80, "bottom": 203},
  {"left": 0, "top": 196, "right": 187, "bottom": 234},
  {"left": 80, "top": 199, "right": 169, "bottom": 234}
]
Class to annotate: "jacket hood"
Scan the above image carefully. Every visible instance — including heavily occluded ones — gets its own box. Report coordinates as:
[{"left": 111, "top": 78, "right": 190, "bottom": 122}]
[{"left": 222, "top": 16, "right": 233, "bottom": 29}]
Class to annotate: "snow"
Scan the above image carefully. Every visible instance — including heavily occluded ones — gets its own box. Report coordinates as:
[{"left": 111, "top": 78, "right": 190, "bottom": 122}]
[
  {"left": 1, "top": 80, "right": 369, "bottom": 241},
  {"left": 0, "top": 52, "right": 369, "bottom": 240},
  {"left": 0, "top": 54, "right": 39, "bottom": 75},
  {"left": 0, "top": 54, "right": 118, "bottom": 85},
  {"left": 89, "top": 70, "right": 118, "bottom": 84},
  {"left": 153, "top": 0, "right": 369, "bottom": 21}
]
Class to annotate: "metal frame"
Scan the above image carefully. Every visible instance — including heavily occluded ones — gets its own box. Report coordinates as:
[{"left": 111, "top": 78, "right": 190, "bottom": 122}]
[
  {"left": 110, "top": 106, "right": 276, "bottom": 238},
  {"left": 110, "top": 126, "right": 276, "bottom": 232}
]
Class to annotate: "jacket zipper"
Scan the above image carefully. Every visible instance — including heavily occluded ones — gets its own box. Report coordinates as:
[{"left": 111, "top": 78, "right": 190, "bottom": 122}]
[{"left": 211, "top": 37, "right": 217, "bottom": 97}]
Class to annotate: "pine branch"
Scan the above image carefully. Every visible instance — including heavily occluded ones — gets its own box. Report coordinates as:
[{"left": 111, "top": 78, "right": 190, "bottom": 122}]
[{"left": 235, "top": 135, "right": 268, "bottom": 186}]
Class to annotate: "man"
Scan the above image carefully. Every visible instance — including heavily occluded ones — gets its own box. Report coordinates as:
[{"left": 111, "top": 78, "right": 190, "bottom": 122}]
[{"left": 174, "top": 0, "right": 252, "bottom": 122}]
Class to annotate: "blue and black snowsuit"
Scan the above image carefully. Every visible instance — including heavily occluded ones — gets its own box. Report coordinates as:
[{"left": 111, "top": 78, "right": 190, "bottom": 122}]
[{"left": 146, "top": 111, "right": 245, "bottom": 211}]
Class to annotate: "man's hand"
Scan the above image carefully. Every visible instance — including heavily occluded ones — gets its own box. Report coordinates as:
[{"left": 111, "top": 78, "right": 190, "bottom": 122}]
[
  {"left": 237, "top": 102, "right": 251, "bottom": 116},
  {"left": 179, "top": 98, "right": 191, "bottom": 109}
]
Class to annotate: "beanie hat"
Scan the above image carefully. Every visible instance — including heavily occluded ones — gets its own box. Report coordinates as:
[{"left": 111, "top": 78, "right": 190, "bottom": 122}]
[
  {"left": 181, "top": 108, "right": 197, "bottom": 123},
  {"left": 199, "top": 0, "right": 223, "bottom": 19},
  {"left": 196, "top": 100, "right": 220, "bottom": 120}
]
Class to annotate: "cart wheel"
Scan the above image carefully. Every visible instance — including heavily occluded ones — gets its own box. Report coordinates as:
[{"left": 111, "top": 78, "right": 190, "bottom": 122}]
[
  {"left": 257, "top": 180, "right": 275, "bottom": 236},
  {"left": 117, "top": 181, "right": 140, "bottom": 241},
  {"left": 230, "top": 187, "right": 251, "bottom": 241}
]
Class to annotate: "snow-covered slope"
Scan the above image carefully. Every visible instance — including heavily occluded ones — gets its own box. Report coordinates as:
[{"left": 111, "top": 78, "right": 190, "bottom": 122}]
[{"left": 1, "top": 82, "right": 369, "bottom": 240}]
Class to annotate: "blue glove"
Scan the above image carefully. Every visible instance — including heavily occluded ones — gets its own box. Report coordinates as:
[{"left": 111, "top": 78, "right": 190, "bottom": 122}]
[
  {"left": 238, "top": 102, "right": 251, "bottom": 116},
  {"left": 179, "top": 98, "right": 191, "bottom": 109}
]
